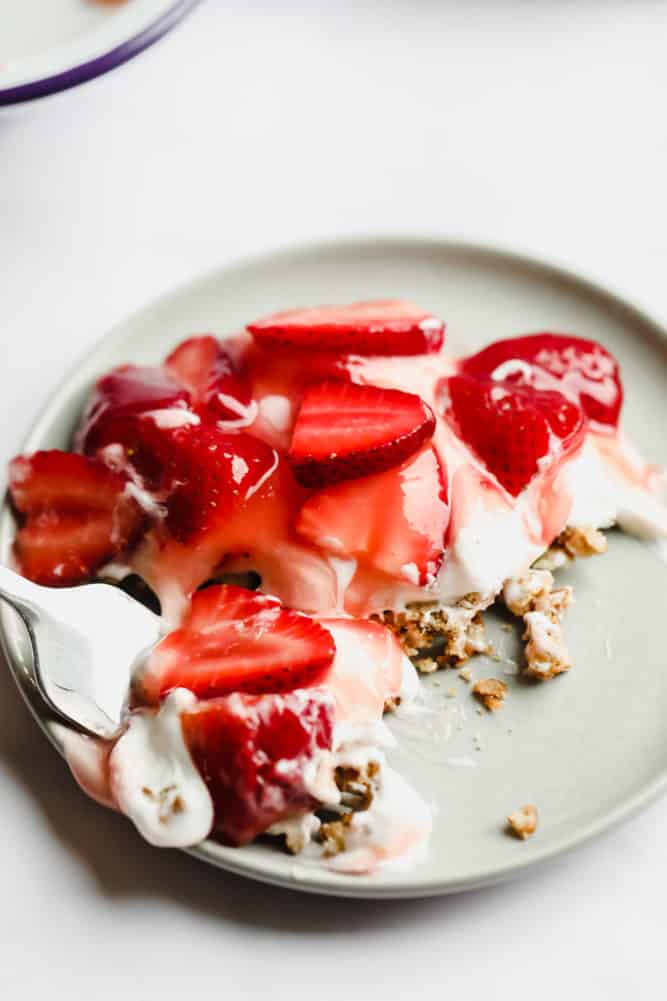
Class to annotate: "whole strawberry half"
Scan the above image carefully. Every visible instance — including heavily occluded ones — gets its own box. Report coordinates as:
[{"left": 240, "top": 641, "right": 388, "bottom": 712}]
[
  {"left": 164, "top": 335, "right": 251, "bottom": 422},
  {"left": 181, "top": 689, "right": 335, "bottom": 846},
  {"left": 8, "top": 451, "right": 144, "bottom": 585},
  {"left": 461, "top": 333, "right": 623, "bottom": 428},
  {"left": 296, "top": 446, "right": 448, "bottom": 585},
  {"left": 135, "top": 584, "right": 336, "bottom": 705},
  {"left": 288, "top": 380, "right": 436, "bottom": 487},
  {"left": 446, "top": 374, "right": 584, "bottom": 496},
  {"left": 248, "top": 299, "right": 444, "bottom": 355}
]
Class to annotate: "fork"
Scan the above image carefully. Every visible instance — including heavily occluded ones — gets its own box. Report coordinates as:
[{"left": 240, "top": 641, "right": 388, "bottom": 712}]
[{"left": 0, "top": 565, "right": 164, "bottom": 739}]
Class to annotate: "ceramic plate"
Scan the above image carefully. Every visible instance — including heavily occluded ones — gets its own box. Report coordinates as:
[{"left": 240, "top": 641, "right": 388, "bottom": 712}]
[
  {"left": 0, "top": 0, "right": 198, "bottom": 106},
  {"left": 2, "top": 238, "right": 667, "bottom": 899}
]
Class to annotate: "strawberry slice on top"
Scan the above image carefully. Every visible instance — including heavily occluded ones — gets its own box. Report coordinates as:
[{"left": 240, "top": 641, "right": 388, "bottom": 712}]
[
  {"left": 287, "top": 380, "right": 436, "bottom": 487},
  {"left": 461, "top": 333, "right": 623, "bottom": 428},
  {"left": 135, "top": 584, "right": 336, "bottom": 705},
  {"left": 8, "top": 451, "right": 144, "bottom": 585},
  {"left": 181, "top": 688, "right": 335, "bottom": 846},
  {"left": 446, "top": 374, "right": 584, "bottom": 497},
  {"left": 247, "top": 299, "right": 444, "bottom": 355},
  {"left": 165, "top": 335, "right": 252, "bottom": 422}
]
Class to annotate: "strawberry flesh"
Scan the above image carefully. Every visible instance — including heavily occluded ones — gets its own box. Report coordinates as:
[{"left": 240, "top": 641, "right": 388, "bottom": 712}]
[
  {"left": 135, "top": 584, "right": 336, "bottom": 704},
  {"left": 248, "top": 299, "right": 444, "bottom": 355},
  {"left": 296, "top": 446, "right": 448, "bottom": 585},
  {"left": 165, "top": 335, "right": 251, "bottom": 422},
  {"left": 461, "top": 333, "right": 623, "bottom": 428},
  {"left": 288, "top": 380, "right": 436, "bottom": 487},
  {"left": 144, "top": 425, "right": 281, "bottom": 542},
  {"left": 446, "top": 374, "right": 584, "bottom": 496},
  {"left": 8, "top": 451, "right": 144, "bottom": 585},
  {"left": 76, "top": 364, "right": 190, "bottom": 455},
  {"left": 181, "top": 689, "right": 334, "bottom": 846}
]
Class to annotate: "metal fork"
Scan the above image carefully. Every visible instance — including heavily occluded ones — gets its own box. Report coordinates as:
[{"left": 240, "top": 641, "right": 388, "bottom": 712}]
[{"left": 0, "top": 565, "right": 164, "bottom": 739}]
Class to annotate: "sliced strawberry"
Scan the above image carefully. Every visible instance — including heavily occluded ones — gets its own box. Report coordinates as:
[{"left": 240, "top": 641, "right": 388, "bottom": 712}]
[
  {"left": 142, "top": 425, "right": 280, "bottom": 542},
  {"left": 461, "top": 333, "right": 623, "bottom": 428},
  {"left": 247, "top": 299, "right": 444, "bottom": 355},
  {"left": 135, "top": 584, "right": 336, "bottom": 705},
  {"left": 181, "top": 689, "right": 335, "bottom": 846},
  {"left": 446, "top": 374, "right": 584, "bottom": 496},
  {"left": 296, "top": 446, "right": 448, "bottom": 585},
  {"left": 76, "top": 364, "right": 190, "bottom": 455},
  {"left": 288, "top": 380, "right": 436, "bottom": 487},
  {"left": 164, "top": 335, "right": 252, "bottom": 422},
  {"left": 9, "top": 451, "right": 144, "bottom": 585}
]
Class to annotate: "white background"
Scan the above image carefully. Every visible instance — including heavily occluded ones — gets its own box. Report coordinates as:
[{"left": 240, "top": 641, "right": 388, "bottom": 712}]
[{"left": 2, "top": 2, "right": 667, "bottom": 998}]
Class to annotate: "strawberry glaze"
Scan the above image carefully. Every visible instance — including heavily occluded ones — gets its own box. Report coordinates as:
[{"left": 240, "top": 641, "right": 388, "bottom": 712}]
[{"left": 94, "top": 330, "right": 666, "bottom": 625}]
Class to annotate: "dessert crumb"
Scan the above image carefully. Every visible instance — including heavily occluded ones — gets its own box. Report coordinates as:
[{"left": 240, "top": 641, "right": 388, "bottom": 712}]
[
  {"left": 472, "top": 677, "right": 508, "bottom": 711},
  {"left": 558, "top": 525, "right": 607, "bottom": 558},
  {"left": 319, "top": 813, "right": 353, "bottom": 857},
  {"left": 458, "top": 667, "right": 473, "bottom": 682},
  {"left": 506, "top": 804, "right": 538, "bottom": 840},
  {"left": 446, "top": 686, "right": 457, "bottom": 698}
]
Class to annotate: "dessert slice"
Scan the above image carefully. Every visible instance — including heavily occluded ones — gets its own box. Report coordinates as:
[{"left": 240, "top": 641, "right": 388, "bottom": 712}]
[{"left": 7, "top": 301, "right": 667, "bottom": 877}]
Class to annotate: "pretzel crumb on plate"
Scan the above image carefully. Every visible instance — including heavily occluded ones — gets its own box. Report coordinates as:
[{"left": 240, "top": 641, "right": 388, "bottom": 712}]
[
  {"left": 506, "top": 804, "right": 538, "bottom": 840},
  {"left": 472, "top": 678, "right": 507, "bottom": 711}
]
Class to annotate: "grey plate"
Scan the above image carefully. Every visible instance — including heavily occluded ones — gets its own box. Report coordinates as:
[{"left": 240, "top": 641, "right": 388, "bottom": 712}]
[{"left": 2, "top": 237, "right": 667, "bottom": 899}]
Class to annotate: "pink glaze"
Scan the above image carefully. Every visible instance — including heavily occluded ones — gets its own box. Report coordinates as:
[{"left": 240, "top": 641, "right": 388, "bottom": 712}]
[
  {"left": 59, "top": 727, "right": 116, "bottom": 810},
  {"left": 591, "top": 430, "right": 664, "bottom": 493},
  {"left": 318, "top": 617, "right": 405, "bottom": 724},
  {"left": 120, "top": 334, "right": 595, "bottom": 622}
]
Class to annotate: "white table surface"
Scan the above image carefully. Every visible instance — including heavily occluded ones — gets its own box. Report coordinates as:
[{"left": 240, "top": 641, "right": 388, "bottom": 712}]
[{"left": 2, "top": 2, "right": 666, "bottom": 997}]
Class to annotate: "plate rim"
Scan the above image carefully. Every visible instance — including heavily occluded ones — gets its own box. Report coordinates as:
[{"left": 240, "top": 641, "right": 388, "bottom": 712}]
[
  {"left": 0, "top": 0, "right": 200, "bottom": 107},
  {"left": 2, "top": 233, "right": 667, "bottom": 899}
]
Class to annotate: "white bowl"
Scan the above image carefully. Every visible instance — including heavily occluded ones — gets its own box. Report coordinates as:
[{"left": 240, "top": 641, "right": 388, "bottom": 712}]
[{"left": 0, "top": 0, "right": 199, "bottom": 106}]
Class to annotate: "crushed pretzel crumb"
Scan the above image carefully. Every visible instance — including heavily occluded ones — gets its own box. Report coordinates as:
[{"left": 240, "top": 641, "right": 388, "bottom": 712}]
[
  {"left": 503, "top": 570, "right": 573, "bottom": 680},
  {"left": 558, "top": 525, "right": 608, "bottom": 558},
  {"left": 376, "top": 602, "right": 490, "bottom": 673},
  {"left": 335, "top": 760, "right": 380, "bottom": 812},
  {"left": 319, "top": 813, "right": 353, "bottom": 857},
  {"left": 506, "top": 804, "right": 538, "bottom": 840},
  {"left": 472, "top": 678, "right": 508, "bottom": 711},
  {"left": 523, "top": 611, "right": 572, "bottom": 679}
]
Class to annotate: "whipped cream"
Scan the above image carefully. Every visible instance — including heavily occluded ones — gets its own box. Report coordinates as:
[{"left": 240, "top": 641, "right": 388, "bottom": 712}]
[
  {"left": 326, "top": 765, "right": 432, "bottom": 875},
  {"left": 109, "top": 689, "right": 214, "bottom": 848},
  {"left": 563, "top": 437, "right": 667, "bottom": 538}
]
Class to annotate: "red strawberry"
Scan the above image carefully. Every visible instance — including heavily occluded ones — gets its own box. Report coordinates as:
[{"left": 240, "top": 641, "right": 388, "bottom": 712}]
[
  {"left": 446, "top": 374, "right": 584, "bottom": 496},
  {"left": 145, "top": 425, "right": 281, "bottom": 542},
  {"left": 181, "top": 689, "right": 335, "bottom": 846},
  {"left": 296, "top": 446, "right": 448, "bottom": 586},
  {"left": 135, "top": 585, "right": 336, "bottom": 705},
  {"left": 247, "top": 299, "right": 444, "bottom": 355},
  {"left": 288, "top": 380, "right": 436, "bottom": 487},
  {"left": 165, "top": 335, "right": 252, "bottom": 422},
  {"left": 75, "top": 364, "right": 190, "bottom": 455},
  {"left": 9, "top": 451, "right": 144, "bottom": 585},
  {"left": 461, "top": 333, "right": 623, "bottom": 428}
]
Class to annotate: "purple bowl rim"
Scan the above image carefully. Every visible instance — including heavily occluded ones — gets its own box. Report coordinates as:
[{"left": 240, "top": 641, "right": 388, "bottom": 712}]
[{"left": 0, "top": 0, "right": 200, "bottom": 106}]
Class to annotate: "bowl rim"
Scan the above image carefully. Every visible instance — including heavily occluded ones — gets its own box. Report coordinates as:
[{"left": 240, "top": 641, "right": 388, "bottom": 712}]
[{"left": 0, "top": 0, "right": 200, "bottom": 107}]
